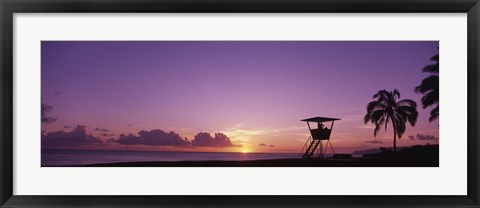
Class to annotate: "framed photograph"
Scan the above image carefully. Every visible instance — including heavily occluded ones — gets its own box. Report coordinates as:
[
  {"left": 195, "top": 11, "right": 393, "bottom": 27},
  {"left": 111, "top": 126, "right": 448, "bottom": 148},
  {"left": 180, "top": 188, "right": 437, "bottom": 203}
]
[{"left": 1, "top": 0, "right": 479, "bottom": 207}]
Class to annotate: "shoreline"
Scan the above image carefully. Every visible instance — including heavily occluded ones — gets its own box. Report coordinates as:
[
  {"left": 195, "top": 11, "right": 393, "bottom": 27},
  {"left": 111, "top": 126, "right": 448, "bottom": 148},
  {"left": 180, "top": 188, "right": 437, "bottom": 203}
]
[{"left": 44, "top": 157, "right": 439, "bottom": 167}]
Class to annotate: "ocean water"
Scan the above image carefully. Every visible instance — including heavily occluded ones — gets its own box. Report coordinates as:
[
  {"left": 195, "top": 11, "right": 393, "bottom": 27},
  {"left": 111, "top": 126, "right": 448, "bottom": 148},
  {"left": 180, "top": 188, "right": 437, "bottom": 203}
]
[{"left": 41, "top": 149, "right": 301, "bottom": 166}]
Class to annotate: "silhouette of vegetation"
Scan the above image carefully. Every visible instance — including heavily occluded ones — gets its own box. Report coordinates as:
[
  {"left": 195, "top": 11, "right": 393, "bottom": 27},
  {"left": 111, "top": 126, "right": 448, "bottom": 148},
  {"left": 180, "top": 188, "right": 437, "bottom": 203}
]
[
  {"left": 415, "top": 53, "right": 439, "bottom": 122},
  {"left": 364, "top": 89, "right": 418, "bottom": 152},
  {"left": 363, "top": 144, "right": 438, "bottom": 160}
]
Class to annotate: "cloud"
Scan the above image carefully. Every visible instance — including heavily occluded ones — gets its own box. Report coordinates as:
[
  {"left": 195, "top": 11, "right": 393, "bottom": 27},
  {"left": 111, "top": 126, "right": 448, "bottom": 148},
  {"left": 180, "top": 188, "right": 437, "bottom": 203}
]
[
  {"left": 258, "top": 143, "right": 275, "bottom": 147},
  {"left": 41, "top": 102, "right": 57, "bottom": 123},
  {"left": 365, "top": 140, "right": 383, "bottom": 144},
  {"left": 409, "top": 134, "right": 438, "bottom": 141},
  {"left": 44, "top": 125, "right": 240, "bottom": 149},
  {"left": 191, "top": 132, "right": 237, "bottom": 148},
  {"left": 42, "top": 125, "right": 102, "bottom": 148},
  {"left": 270, "top": 145, "right": 275, "bottom": 147},
  {"left": 63, "top": 125, "right": 72, "bottom": 129},
  {"left": 113, "top": 129, "right": 190, "bottom": 147},
  {"left": 54, "top": 91, "right": 61, "bottom": 98},
  {"left": 93, "top": 127, "right": 109, "bottom": 132}
]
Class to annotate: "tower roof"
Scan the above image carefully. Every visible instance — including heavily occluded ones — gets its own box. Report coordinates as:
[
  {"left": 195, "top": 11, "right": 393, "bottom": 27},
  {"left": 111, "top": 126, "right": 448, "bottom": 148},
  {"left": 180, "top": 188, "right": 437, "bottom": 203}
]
[{"left": 301, "top": 117, "right": 340, "bottom": 122}]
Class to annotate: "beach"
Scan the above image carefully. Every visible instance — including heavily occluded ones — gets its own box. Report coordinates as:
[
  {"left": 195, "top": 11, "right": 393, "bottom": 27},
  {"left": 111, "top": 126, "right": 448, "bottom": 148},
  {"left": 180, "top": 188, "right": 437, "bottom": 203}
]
[
  {"left": 42, "top": 145, "right": 439, "bottom": 167},
  {"left": 76, "top": 157, "right": 438, "bottom": 167}
]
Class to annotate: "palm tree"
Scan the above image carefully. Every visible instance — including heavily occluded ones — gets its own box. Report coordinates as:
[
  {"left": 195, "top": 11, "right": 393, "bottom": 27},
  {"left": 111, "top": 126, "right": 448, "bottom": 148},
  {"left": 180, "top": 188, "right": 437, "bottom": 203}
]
[
  {"left": 415, "top": 53, "right": 439, "bottom": 122},
  {"left": 364, "top": 89, "right": 418, "bottom": 152}
]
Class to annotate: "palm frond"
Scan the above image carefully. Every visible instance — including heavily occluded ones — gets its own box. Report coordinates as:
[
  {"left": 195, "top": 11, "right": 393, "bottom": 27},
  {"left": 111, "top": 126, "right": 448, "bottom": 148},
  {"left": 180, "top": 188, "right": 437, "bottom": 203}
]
[
  {"left": 366, "top": 101, "right": 386, "bottom": 113},
  {"left": 364, "top": 109, "right": 374, "bottom": 124},
  {"left": 393, "top": 89, "right": 401, "bottom": 99},
  {"left": 415, "top": 75, "right": 439, "bottom": 94},
  {"left": 374, "top": 117, "right": 385, "bottom": 137},
  {"left": 422, "top": 54, "right": 439, "bottom": 73},
  {"left": 373, "top": 124, "right": 381, "bottom": 137},
  {"left": 420, "top": 90, "right": 439, "bottom": 109},
  {"left": 416, "top": 53, "right": 439, "bottom": 123},
  {"left": 396, "top": 106, "right": 418, "bottom": 126},
  {"left": 397, "top": 99, "right": 417, "bottom": 108},
  {"left": 422, "top": 64, "right": 439, "bottom": 74},
  {"left": 429, "top": 105, "right": 439, "bottom": 122}
]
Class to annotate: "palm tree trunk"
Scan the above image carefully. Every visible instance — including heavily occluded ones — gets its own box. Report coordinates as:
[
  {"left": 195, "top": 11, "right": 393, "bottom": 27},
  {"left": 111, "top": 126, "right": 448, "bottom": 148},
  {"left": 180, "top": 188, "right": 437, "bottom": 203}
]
[{"left": 392, "top": 121, "right": 397, "bottom": 152}]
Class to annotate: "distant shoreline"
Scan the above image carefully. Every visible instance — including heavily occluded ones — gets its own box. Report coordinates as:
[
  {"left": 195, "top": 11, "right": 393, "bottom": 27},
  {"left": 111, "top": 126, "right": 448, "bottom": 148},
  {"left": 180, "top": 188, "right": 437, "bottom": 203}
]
[
  {"left": 41, "top": 148, "right": 301, "bottom": 155},
  {"left": 44, "top": 157, "right": 439, "bottom": 167}
]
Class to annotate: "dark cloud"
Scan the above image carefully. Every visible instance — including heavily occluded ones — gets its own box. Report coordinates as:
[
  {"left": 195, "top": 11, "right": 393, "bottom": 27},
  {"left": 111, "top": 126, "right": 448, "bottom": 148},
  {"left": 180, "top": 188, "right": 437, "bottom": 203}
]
[
  {"left": 127, "top": 124, "right": 134, "bottom": 126},
  {"left": 113, "top": 129, "right": 190, "bottom": 147},
  {"left": 54, "top": 91, "right": 61, "bottom": 98},
  {"left": 42, "top": 125, "right": 102, "bottom": 148},
  {"left": 366, "top": 140, "right": 383, "bottom": 144},
  {"left": 258, "top": 143, "right": 275, "bottom": 147},
  {"left": 43, "top": 125, "right": 239, "bottom": 149},
  {"left": 106, "top": 138, "right": 116, "bottom": 142},
  {"left": 93, "top": 127, "right": 109, "bottom": 132},
  {"left": 191, "top": 132, "right": 236, "bottom": 148},
  {"left": 63, "top": 125, "right": 72, "bottom": 129},
  {"left": 41, "top": 103, "right": 57, "bottom": 123},
  {"left": 409, "top": 134, "right": 438, "bottom": 141}
]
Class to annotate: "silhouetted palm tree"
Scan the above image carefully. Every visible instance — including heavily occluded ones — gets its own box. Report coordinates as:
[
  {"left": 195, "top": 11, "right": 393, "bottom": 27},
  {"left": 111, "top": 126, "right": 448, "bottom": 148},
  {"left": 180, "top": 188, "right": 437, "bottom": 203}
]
[
  {"left": 364, "top": 89, "right": 418, "bottom": 152},
  {"left": 415, "top": 53, "right": 439, "bottom": 122}
]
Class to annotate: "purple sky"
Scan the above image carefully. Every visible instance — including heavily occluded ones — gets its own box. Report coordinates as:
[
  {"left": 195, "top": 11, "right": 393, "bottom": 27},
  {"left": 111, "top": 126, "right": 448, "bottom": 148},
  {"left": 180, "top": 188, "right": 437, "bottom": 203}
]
[{"left": 41, "top": 41, "right": 439, "bottom": 153}]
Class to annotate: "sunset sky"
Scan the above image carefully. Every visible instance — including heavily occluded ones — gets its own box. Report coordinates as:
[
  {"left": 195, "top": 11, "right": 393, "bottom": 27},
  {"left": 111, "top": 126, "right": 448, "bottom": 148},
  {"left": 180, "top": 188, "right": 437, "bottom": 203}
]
[{"left": 41, "top": 41, "right": 439, "bottom": 154}]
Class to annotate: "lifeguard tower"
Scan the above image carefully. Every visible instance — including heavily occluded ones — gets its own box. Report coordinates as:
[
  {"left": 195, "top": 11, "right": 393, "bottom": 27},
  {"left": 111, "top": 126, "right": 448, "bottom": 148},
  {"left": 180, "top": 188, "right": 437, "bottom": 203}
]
[{"left": 301, "top": 117, "right": 340, "bottom": 159}]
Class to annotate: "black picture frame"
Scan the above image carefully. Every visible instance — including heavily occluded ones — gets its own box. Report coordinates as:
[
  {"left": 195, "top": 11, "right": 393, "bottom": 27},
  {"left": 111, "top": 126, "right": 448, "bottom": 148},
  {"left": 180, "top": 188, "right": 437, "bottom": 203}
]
[{"left": 1, "top": 0, "right": 479, "bottom": 207}]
